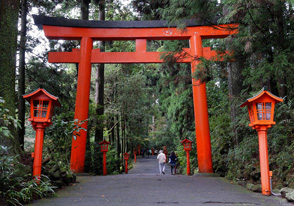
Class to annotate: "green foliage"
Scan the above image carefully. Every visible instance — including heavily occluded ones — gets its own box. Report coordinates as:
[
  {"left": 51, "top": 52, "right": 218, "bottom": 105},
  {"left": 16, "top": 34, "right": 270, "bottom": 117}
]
[
  {"left": 206, "top": 78, "right": 239, "bottom": 176},
  {"left": 44, "top": 118, "right": 86, "bottom": 163},
  {"left": 0, "top": 96, "right": 22, "bottom": 157},
  {"left": 132, "top": 0, "right": 167, "bottom": 20},
  {"left": 159, "top": 0, "right": 221, "bottom": 28},
  {"left": 0, "top": 146, "right": 55, "bottom": 206},
  {"left": 106, "top": 146, "right": 121, "bottom": 174},
  {"left": 150, "top": 38, "right": 195, "bottom": 152},
  {"left": 26, "top": 60, "right": 77, "bottom": 114},
  {"left": 104, "top": 63, "right": 154, "bottom": 140},
  {"left": 0, "top": 97, "right": 19, "bottom": 139},
  {"left": 226, "top": 136, "right": 260, "bottom": 181}
]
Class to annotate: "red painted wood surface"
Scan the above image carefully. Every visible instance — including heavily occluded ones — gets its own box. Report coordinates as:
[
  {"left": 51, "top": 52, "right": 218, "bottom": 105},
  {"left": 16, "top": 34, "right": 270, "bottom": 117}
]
[
  {"left": 70, "top": 37, "right": 93, "bottom": 173},
  {"left": 48, "top": 47, "right": 229, "bottom": 64},
  {"left": 186, "top": 151, "right": 191, "bottom": 175},
  {"left": 190, "top": 34, "right": 213, "bottom": 173},
  {"left": 257, "top": 126, "right": 271, "bottom": 195},
  {"left": 103, "top": 152, "right": 107, "bottom": 176},
  {"left": 32, "top": 124, "right": 45, "bottom": 183}
]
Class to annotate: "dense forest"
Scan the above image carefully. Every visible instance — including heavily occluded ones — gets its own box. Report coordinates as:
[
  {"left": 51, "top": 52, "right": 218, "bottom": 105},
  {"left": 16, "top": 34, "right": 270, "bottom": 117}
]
[{"left": 1, "top": 0, "right": 294, "bottom": 205}]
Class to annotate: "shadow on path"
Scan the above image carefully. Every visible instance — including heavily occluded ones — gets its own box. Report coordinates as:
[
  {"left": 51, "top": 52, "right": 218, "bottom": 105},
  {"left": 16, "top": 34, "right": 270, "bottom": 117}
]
[{"left": 28, "top": 156, "right": 292, "bottom": 206}]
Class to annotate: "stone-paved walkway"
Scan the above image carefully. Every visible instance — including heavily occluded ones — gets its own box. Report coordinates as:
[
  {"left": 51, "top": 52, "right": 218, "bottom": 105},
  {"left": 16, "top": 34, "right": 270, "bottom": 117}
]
[{"left": 28, "top": 156, "right": 292, "bottom": 206}]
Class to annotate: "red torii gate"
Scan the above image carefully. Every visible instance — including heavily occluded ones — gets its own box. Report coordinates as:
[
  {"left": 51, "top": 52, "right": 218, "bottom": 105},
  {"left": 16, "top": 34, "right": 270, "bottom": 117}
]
[{"left": 34, "top": 15, "right": 237, "bottom": 173}]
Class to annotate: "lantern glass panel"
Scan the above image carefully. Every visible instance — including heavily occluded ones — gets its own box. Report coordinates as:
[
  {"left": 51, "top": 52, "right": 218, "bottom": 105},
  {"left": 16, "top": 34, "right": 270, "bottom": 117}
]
[
  {"left": 256, "top": 102, "right": 272, "bottom": 121},
  {"left": 265, "top": 103, "right": 272, "bottom": 120},
  {"left": 33, "top": 100, "right": 39, "bottom": 117},
  {"left": 42, "top": 101, "right": 49, "bottom": 117},
  {"left": 256, "top": 103, "right": 263, "bottom": 120},
  {"left": 33, "top": 100, "right": 49, "bottom": 118}
]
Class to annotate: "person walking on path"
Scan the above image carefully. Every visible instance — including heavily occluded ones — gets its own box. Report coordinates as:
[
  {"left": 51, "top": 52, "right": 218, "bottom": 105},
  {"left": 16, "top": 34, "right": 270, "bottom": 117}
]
[
  {"left": 157, "top": 150, "right": 166, "bottom": 175},
  {"left": 169, "top": 151, "right": 177, "bottom": 175}
]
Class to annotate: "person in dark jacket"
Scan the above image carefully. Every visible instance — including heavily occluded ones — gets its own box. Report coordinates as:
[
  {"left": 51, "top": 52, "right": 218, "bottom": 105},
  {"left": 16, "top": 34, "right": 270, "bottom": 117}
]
[{"left": 169, "top": 151, "right": 177, "bottom": 175}]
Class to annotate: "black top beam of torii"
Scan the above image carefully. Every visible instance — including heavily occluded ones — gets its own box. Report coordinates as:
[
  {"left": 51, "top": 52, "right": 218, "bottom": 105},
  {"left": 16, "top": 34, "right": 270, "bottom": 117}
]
[{"left": 33, "top": 15, "right": 220, "bottom": 29}]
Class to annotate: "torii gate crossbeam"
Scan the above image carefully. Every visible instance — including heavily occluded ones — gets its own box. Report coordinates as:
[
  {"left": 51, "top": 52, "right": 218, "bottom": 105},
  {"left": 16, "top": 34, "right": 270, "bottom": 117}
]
[{"left": 34, "top": 15, "right": 238, "bottom": 174}]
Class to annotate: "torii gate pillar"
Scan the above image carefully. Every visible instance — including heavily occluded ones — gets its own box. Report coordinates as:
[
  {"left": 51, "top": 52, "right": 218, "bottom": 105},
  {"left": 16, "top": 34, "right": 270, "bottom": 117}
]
[
  {"left": 33, "top": 15, "right": 237, "bottom": 173},
  {"left": 70, "top": 37, "right": 93, "bottom": 172},
  {"left": 190, "top": 35, "right": 213, "bottom": 173}
]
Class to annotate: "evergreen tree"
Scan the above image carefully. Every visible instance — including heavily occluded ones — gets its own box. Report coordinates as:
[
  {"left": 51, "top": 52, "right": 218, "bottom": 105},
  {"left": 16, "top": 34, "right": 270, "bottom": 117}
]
[
  {"left": 0, "top": 0, "right": 21, "bottom": 154},
  {"left": 17, "top": 0, "right": 28, "bottom": 151},
  {"left": 93, "top": 0, "right": 106, "bottom": 175}
]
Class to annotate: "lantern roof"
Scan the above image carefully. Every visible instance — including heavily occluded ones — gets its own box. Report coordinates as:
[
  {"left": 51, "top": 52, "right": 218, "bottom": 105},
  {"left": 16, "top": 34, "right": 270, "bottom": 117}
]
[
  {"left": 99, "top": 140, "right": 111, "bottom": 145},
  {"left": 181, "top": 138, "right": 193, "bottom": 144},
  {"left": 240, "top": 87, "right": 283, "bottom": 108},
  {"left": 23, "top": 88, "right": 61, "bottom": 107}
]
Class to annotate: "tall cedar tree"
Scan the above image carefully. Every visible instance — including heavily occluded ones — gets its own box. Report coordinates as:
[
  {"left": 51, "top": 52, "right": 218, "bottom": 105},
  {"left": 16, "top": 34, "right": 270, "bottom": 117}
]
[
  {"left": 0, "top": 0, "right": 21, "bottom": 154},
  {"left": 94, "top": 0, "right": 106, "bottom": 175},
  {"left": 17, "top": 0, "right": 28, "bottom": 151}
]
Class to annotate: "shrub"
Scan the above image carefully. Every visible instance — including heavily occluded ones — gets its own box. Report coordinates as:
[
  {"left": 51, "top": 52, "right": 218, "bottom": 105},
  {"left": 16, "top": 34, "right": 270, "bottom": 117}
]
[{"left": 0, "top": 146, "right": 55, "bottom": 206}]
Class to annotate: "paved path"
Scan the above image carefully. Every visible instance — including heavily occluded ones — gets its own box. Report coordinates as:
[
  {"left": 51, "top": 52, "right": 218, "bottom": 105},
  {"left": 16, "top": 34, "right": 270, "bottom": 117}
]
[{"left": 28, "top": 156, "right": 292, "bottom": 206}]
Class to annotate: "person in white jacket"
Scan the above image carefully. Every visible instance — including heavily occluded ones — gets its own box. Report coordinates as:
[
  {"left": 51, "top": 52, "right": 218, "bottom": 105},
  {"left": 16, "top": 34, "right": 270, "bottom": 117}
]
[{"left": 157, "top": 150, "right": 166, "bottom": 175}]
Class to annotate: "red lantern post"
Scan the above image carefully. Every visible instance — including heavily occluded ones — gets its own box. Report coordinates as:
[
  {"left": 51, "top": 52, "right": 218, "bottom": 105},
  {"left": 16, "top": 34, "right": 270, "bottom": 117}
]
[
  {"left": 23, "top": 88, "right": 61, "bottom": 183},
  {"left": 123, "top": 153, "right": 130, "bottom": 174},
  {"left": 137, "top": 145, "right": 141, "bottom": 156},
  {"left": 133, "top": 149, "right": 137, "bottom": 163},
  {"left": 99, "top": 140, "right": 111, "bottom": 176},
  {"left": 181, "top": 139, "right": 193, "bottom": 175},
  {"left": 241, "top": 87, "right": 283, "bottom": 196}
]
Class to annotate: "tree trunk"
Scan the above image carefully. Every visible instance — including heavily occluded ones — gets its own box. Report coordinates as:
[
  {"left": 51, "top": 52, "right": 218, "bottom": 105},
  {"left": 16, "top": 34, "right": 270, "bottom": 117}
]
[
  {"left": 109, "top": 116, "right": 115, "bottom": 143},
  {"left": 17, "top": 0, "right": 27, "bottom": 151},
  {"left": 276, "top": 1, "right": 287, "bottom": 98},
  {"left": 95, "top": 0, "right": 105, "bottom": 142},
  {"left": 124, "top": 117, "right": 128, "bottom": 153},
  {"left": 95, "top": 61, "right": 105, "bottom": 142},
  {"left": 227, "top": 57, "right": 245, "bottom": 145},
  {"left": 0, "top": 0, "right": 21, "bottom": 154},
  {"left": 94, "top": 0, "right": 106, "bottom": 174},
  {"left": 81, "top": 0, "right": 90, "bottom": 20},
  {"left": 121, "top": 118, "right": 125, "bottom": 165},
  {"left": 116, "top": 114, "right": 121, "bottom": 171}
]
